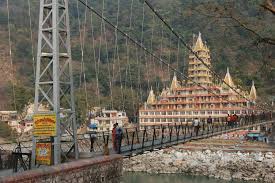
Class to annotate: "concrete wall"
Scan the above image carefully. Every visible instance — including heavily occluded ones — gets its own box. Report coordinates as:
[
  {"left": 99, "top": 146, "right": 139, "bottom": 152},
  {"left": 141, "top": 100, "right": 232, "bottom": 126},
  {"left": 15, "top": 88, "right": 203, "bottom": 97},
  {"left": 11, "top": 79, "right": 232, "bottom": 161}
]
[{"left": 0, "top": 154, "right": 123, "bottom": 183}]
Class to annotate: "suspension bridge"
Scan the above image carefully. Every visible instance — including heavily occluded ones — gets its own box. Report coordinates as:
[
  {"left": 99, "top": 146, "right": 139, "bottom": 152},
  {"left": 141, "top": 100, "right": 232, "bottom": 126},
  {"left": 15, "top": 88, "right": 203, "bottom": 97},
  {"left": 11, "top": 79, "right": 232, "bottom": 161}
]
[{"left": 0, "top": 0, "right": 274, "bottom": 175}]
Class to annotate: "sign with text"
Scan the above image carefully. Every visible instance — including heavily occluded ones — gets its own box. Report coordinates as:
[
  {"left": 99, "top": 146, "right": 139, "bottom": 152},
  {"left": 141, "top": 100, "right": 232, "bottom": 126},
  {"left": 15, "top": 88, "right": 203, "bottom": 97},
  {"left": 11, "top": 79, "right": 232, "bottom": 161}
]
[
  {"left": 33, "top": 114, "right": 56, "bottom": 137},
  {"left": 36, "top": 143, "right": 52, "bottom": 165}
]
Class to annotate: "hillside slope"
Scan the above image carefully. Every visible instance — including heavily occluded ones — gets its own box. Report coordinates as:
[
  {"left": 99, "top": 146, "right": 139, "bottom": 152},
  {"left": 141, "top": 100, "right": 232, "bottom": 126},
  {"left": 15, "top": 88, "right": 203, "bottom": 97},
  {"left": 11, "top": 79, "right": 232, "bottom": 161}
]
[{"left": 0, "top": 0, "right": 274, "bottom": 116}]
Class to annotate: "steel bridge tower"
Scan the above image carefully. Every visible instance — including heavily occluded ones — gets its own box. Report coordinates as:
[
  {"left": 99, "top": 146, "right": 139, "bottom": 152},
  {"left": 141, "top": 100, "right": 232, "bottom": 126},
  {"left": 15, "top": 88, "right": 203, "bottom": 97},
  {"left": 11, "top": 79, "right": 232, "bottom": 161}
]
[{"left": 32, "top": 0, "right": 78, "bottom": 166}]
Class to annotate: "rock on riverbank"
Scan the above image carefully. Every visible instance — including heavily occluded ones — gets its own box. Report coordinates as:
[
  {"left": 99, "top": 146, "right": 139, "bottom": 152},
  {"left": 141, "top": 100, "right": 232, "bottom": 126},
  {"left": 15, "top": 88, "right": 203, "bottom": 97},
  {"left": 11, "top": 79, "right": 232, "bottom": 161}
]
[{"left": 123, "top": 148, "right": 275, "bottom": 182}]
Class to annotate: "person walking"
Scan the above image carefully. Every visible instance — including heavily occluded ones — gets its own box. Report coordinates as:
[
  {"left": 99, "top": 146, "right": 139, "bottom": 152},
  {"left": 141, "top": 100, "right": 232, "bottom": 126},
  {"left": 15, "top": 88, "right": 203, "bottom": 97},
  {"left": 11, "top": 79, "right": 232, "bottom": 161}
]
[
  {"left": 207, "top": 116, "right": 213, "bottom": 130},
  {"left": 115, "top": 123, "right": 123, "bottom": 154},
  {"left": 112, "top": 123, "right": 117, "bottom": 152},
  {"left": 227, "top": 114, "right": 231, "bottom": 127},
  {"left": 193, "top": 118, "right": 200, "bottom": 136},
  {"left": 251, "top": 112, "right": 256, "bottom": 124},
  {"left": 233, "top": 114, "right": 238, "bottom": 127}
]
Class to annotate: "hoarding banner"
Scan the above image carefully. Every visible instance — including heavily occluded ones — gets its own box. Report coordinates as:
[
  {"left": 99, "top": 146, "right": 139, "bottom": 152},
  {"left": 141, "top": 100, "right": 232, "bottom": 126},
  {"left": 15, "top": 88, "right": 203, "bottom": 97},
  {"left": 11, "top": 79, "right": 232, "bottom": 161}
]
[
  {"left": 33, "top": 114, "right": 56, "bottom": 137},
  {"left": 36, "top": 142, "right": 52, "bottom": 165}
]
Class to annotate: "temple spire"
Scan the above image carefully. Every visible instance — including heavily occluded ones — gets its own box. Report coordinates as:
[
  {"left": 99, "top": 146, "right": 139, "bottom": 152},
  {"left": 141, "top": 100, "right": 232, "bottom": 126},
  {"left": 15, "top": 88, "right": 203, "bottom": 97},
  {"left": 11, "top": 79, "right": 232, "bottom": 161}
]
[
  {"left": 249, "top": 81, "right": 257, "bottom": 101},
  {"left": 223, "top": 67, "right": 234, "bottom": 88},
  {"left": 170, "top": 72, "right": 180, "bottom": 91},
  {"left": 188, "top": 32, "right": 212, "bottom": 86},
  {"left": 193, "top": 32, "right": 207, "bottom": 51},
  {"left": 147, "top": 87, "right": 156, "bottom": 104}
]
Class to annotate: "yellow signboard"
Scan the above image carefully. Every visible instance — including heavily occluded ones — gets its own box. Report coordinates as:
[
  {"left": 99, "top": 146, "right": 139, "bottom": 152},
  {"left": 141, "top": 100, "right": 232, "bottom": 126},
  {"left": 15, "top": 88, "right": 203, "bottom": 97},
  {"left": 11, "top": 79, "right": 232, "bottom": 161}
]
[
  {"left": 33, "top": 114, "right": 56, "bottom": 137},
  {"left": 36, "top": 143, "right": 52, "bottom": 165}
]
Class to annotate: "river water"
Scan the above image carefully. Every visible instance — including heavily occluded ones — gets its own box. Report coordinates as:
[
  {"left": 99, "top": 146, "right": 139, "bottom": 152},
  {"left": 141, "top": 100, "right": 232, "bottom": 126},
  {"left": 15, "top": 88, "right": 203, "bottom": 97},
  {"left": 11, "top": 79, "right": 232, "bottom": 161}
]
[{"left": 122, "top": 173, "right": 257, "bottom": 183}]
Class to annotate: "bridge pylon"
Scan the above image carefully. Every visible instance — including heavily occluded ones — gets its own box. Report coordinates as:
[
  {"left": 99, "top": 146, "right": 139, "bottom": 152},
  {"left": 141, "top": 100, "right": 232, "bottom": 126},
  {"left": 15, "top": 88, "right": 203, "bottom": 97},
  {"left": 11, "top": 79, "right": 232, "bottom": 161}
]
[{"left": 32, "top": 0, "right": 78, "bottom": 166}]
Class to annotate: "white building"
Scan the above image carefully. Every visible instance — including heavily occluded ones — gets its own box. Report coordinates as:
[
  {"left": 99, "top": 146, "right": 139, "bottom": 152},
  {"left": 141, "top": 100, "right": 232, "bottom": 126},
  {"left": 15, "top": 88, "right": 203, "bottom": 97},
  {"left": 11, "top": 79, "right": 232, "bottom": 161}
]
[{"left": 88, "top": 109, "right": 129, "bottom": 132}]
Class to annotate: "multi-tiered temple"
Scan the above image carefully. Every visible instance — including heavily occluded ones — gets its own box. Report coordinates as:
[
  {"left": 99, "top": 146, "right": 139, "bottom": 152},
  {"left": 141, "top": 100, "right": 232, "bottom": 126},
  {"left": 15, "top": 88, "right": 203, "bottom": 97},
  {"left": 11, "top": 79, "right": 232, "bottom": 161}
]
[{"left": 139, "top": 33, "right": 257, "bottom": 128}]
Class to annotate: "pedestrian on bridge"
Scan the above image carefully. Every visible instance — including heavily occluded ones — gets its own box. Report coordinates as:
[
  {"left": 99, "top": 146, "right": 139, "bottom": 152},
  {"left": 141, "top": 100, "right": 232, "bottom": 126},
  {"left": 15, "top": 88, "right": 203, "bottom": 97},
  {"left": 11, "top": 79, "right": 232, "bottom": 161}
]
[
  {"left": 227, "top": 114, "right": 231, "bottom": 127},
  {"left": 232, "top": 114, "right": 238, "bottom": 127},
  {"left": 112, "top": 123, "right": 118, "bottom": 152},
  {"left": 192, "top": 118, "right": 200, "bottom": 136},
  {"left": 251, "top": 112, "right": 256, "bottom": 124},
  {"left": 207, "top": 116, "right": 213, "bottom": 130},
  {"left": 115, "top": 123, "right": 124, "bottom": 154}
]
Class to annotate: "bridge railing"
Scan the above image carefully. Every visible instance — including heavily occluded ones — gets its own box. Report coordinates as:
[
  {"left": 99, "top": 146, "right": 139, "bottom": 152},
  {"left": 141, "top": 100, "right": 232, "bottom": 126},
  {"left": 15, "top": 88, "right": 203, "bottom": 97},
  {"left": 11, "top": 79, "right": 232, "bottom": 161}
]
[
  {"left": 74, "top": 113, "right": 274, "bottom": 156},
  {"left": 0, "top": 113, "right": 273, "bottom": 170}
]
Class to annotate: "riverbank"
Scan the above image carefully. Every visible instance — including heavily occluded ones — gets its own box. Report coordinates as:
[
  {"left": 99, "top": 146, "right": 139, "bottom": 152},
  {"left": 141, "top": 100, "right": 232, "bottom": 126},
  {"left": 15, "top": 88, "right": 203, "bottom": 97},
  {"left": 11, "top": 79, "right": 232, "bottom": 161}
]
[
  {"left": 122, "top": 172, "right": 258, "bottom": 183},
  {"left": 123, "top": 147, "right": 275, "bottom": 182}
]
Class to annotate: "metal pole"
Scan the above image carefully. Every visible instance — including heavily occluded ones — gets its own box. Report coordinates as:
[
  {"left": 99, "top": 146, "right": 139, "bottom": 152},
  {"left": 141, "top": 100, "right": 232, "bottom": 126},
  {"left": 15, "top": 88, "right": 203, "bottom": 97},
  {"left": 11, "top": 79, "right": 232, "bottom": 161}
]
[
  {"left": 126, "top": 129, "right": 130, "bottom": 145},
  {"left": 141, "top": 128, "right": 146, "bottom": 150},
  {"left": 151, "top": 127, "right": 156, "bottom": 150},
  {"left": 160, "top": 125, "right": 164, "bottom": 148},
  {"left": 135, "top": 128, "right": 140, "bottom": 143},
  {"left": 130, "top": 132, "right": 135, "bottom": 153}
]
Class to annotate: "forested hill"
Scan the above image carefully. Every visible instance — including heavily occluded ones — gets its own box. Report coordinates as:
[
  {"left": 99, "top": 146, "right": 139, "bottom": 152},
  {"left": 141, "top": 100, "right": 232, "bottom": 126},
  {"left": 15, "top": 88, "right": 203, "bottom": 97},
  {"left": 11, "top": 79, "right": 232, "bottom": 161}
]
[{"left": 0, "top": 0, "right": 274, "bottom": 120}]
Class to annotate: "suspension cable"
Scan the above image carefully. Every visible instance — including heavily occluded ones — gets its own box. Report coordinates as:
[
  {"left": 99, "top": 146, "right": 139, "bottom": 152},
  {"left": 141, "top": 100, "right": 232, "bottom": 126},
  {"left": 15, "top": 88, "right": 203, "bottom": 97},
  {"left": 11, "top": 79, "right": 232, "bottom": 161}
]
[
  {"left": 125, "top": 38, "right": 136, "bottom": 118},
  {"left": 6, "top": 0, "right": 16, "bottom": 111},
  {"left": 96, "top": 0, "right": 106, "bottom": 107},
  {"left": 176, "top": 39, "right": 180, "bottom": 71},
  {"left": 150, "top": 13, "right": 158, "bottom": 90},
  {"left": 129, "top": 0, "right": 134, "bottom": 30},
  {"left": 77, "top": 0, "right": 265, "bottom": 111},
  {"left": 76, "top": 0, "right": 89, "bottom": 111},
  {"left": 90, "top": 10, "right": 100, "bottom": 106},
  {"left": 168, "top": 31, "right": 173, "bottom": 81},
  {"left": 160, "top": 23, "right": 164, "bottom": 72},
  {"left": 101, "top": 4, "right": 114, "bottom": 109},
  {"left": 141, "top": 2, "right": 150, "bottom": 91},
  {"left": 27, "top": 0, "right": 35, "bottom": 80},
  {"left": 114, "top": 0, "right": 125, "bottom": 110}
]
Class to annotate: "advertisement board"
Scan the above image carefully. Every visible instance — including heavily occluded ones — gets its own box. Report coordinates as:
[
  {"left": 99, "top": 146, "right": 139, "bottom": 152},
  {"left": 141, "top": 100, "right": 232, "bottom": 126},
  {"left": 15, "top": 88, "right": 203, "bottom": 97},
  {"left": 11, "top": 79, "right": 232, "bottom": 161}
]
[
  {"left": 36, "top": 143, "right": 52, "bottom": 165},
  {"left": 33, "top": 114, "right": 56, "bottom": 137}
]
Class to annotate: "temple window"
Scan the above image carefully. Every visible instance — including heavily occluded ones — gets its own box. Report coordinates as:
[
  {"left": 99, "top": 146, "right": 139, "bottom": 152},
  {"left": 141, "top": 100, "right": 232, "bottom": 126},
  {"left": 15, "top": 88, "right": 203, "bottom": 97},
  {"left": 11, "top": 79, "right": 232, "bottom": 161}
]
[{"left": 173, "top": 112, "right": 178, "bottom": 115}]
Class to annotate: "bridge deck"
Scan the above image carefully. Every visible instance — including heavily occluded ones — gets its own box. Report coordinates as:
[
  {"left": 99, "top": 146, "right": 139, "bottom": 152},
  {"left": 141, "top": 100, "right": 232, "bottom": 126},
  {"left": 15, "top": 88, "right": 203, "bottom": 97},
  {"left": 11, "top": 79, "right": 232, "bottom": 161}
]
[{"left": 120, "top": 120, "right": 275, "bottom": 156}]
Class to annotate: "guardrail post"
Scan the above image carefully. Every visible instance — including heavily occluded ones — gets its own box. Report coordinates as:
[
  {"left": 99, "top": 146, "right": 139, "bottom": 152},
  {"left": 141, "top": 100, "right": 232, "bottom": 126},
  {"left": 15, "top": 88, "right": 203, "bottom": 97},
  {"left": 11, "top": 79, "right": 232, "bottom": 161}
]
[
  {"left": 126, "top": 129, "right": 130, "bottom": 145},
  {"left": 176, "top": 124, "right": 180, "bottom": 143},
  {"left": 130, "top": 131, "right": 135, "bottom": 153},
  {"left": 151, "top": 127, "right": 156, "bottom": 151},
  {"left": 135, "top": 128, "right": 140, "bottom": 143},
  {"left": 161, "top": 125, "right": 164, "bottom": 148},
  {"left": 169, "top": 125, "right": 172, "bottom": 143},
  {"left": 141, "top": 128, "right": 146, "bottom": 151}
]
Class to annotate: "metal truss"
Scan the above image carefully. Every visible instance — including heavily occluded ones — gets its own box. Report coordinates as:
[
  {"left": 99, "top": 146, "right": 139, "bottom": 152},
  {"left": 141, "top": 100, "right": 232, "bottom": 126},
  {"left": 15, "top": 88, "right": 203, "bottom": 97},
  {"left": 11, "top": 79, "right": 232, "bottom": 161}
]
[{"left": 32, "top": 0, "right": 78, "bottom": 166}]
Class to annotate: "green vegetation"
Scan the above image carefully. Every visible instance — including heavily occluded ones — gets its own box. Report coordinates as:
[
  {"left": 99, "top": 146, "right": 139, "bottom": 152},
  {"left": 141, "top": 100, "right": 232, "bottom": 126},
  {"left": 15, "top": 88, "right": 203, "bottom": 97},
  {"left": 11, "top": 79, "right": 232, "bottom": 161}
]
[
  {"left": 0, "top": 122, "right": 17, "bottom": 142},
  {"left": 0, "top": 0, "right": 274, "bottom": 123}
]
